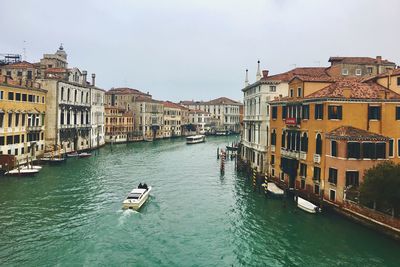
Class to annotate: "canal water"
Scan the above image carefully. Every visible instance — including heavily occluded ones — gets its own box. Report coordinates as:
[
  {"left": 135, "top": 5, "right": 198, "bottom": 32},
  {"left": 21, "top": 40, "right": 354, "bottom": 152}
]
[{"left": 0, "top": 136, "right": 399, "bottom": 266}]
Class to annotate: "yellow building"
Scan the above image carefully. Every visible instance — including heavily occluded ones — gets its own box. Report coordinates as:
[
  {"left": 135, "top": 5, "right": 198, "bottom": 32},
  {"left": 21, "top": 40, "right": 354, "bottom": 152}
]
[
  {"left": 163, "top": 101, "right": 183, "bottom": 138},
  {"left": 0, "top": 77, "right": 47, "bottom": 164},
  {"left": 269, "top": 79, "right": 400, "bottom": 205}
]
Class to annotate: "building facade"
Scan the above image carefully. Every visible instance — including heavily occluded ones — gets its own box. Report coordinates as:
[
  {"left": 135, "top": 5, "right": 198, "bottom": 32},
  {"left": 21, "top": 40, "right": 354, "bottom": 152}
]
[
  {"left": 0, "top": 77, "right": 46, "bottom": 164},
  {"left": 188, "top": 109, "right": 211, "bottom": 134},
  {"left": 268, "top": 79, "right": 400, "bottom": 206},
  {"left": 163, "top": 101, "right": 183, "bottom": 138},
  {"left": 104, "top": 107, "right": 134, "bottom": 143}
]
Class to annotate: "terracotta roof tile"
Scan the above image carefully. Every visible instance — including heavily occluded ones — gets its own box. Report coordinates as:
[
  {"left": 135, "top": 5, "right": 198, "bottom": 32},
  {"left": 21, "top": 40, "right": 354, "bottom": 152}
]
[
  {"left": 329, "top": 56, "right": 395, "bottom": 65},
  {"left": 305, "top": 80, "right": 400, "bottom": 100},
  {"left": 163, "top": 101, "right": 185, "bottom": 109},
  {"left": 326, "top": 126, "right": 389, "bottom": 141},
  {"left": 106, "top": 87, "right": 151, "bottom": 97}
]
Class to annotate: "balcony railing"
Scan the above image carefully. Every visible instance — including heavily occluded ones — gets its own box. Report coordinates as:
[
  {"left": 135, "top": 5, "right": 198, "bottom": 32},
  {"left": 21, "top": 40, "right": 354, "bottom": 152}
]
[
  {"left": 300, "top": 151, "right": 307, "bottom": 160},
  {"left": 271, "top": 145, "right": 275, "bottom": 152},
  {"left": 313, "top": 154, "right": 321, "bottom": 164},
  {"left": 27, "top": 125, "right": 43, "bottom": 131}
]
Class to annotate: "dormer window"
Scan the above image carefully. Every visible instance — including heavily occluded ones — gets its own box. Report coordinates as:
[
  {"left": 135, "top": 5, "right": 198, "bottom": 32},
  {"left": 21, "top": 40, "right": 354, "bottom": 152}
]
[
  {"left": 342, "top": 69, "right": 348, "bottom": 76},
  {"left": 355, "top": 69, "right": 362, "bottom": 76},
  {"left": 297, "top": 88, "right": 302, "bottom": 97},
  {"left": 290, "top": 89, "right": 294, "bottom": 97}
]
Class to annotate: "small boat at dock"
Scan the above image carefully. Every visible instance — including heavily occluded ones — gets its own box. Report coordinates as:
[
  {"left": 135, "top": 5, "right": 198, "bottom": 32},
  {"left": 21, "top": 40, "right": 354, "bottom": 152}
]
[
  {"left": 262, "top": 182, "right": 284, "bottom": 197},
  {"left": 5, "top": 167, "right": 39, "bottom": 176},
  {"left": 78, "top": 152, "right": 92, "bottom": 158},
  {"left": 40, "top": 157, "right": 67, "bottom": 164},
  {"left": 123, "top": 184, "right": 152, "bottom": 210},
  {"left": 186, "top": 135, "right": 205, "bottom": 144},
  {"left": 296, "top": 196, "right": 321, "bottom": 214},
  {"left": 67, "top": 152, "right": 79, "bottom": 157}
]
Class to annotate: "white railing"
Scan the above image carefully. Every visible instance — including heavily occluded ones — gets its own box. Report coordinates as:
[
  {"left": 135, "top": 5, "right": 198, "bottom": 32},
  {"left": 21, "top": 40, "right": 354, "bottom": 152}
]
[
  {"left": 314, "top": 154, "right": 321, "bottom": 164},
  {"left": 271, "top": 145, "right": 275, "bottom": 152},
  {"left": 300, "top": 151, "right": 307, "bottom": 160}
]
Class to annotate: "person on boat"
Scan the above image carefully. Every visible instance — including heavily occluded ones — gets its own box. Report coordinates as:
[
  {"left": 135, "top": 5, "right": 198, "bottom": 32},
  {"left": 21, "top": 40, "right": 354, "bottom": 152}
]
[
  {"left": 143, "top": 183, "right": 148, "bottom": 190},
  {"left": 138, "top": 183, "right": 143, "bottom": 189}
]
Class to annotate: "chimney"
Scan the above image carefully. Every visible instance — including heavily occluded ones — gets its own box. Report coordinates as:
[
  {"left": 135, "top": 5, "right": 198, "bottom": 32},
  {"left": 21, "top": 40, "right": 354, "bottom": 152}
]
[
  {"left": 91, "top": 73, "right": 96, "bottom": 87},
  {"left": 256, "top": 60, "right": 262, "bottom": 81},
  {"left": 262, "top": 70, "right": 269, "bottom": 78},
  {"left": 82, "top": 70, "right": 87, "bottom": 86},
  {"left": 376, "top": 56, "right": 382, "bottom": 63},
  {"left": 244, "top": 69, "right": 249, "bottom": 87}
]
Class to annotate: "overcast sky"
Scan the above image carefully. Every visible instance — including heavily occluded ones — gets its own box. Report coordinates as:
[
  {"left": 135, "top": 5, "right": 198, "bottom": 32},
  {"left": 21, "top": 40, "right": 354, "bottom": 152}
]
[{"left": 1, "top": 0, "right": 399, "bottom": 102}]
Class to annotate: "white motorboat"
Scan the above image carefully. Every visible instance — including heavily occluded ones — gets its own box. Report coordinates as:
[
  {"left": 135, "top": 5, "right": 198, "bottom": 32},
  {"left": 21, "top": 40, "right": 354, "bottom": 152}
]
[
  {"left": 186, "top": 135, "right": 205, "bottom": 144},
  {"left": 67, "top": 152, "right": 79, "bottom": 157},
  {"left": 122, "top": 185, "right": 152, "bottom": 210},
  {"left": 21, "top": 164, "right": 42, "bottom": 170},
  {"left": 296, "top": 196, "right": 321, "bottom": 214},
  {"left": 263, "top": 182, "right": 284, "bottom": 197},
  {"left": 78, "top": 152, "right": 92, "bottom": 158},
  {"left": 5, "top": 168, "right": 39, "bottom": 176}
]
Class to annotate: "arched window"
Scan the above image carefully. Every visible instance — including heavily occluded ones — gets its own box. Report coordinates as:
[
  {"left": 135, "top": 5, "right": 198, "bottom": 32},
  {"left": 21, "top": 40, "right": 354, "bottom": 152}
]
[
  {"left": 61, "top": 87, "right": 64, "bottom": 100},
  {"left": 74, "top": 90, "right": 77, "bottom": 102},
  {"left": 67, "top": 88, "right": 70, "bottom": 101},
  {"left": 281, "top": 130, "right": 286, "bottom": 148},
  {"left": 81, "top": 91, "right": 83, "bottom": 103},
  {"left": 295, "top": 131, "right": 301, "bottom": 151},
  {"left": 86, "top": 92, "right": 89, "bottom": 103},
  {"left": 316, "top": 133, "right": 322, "bottom": 155},
  {"left": 271, "top": 129, "right": 276, "bottom": 146},
  {"left": 301, "top": 133, "right": 308, "bottom": 152}
]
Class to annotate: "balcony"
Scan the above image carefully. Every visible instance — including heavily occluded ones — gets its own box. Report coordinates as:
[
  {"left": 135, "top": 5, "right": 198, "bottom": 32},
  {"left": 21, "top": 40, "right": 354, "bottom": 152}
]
[
  {"left": 27, "top": 125, "right": 43, "bottom": 132},
  {"left": 300, "top": 151, "right": 307, "bottom": 160},
  {"left": 285, "top": 117, "right": 301, "bottom": 128},
  {"left": 271, "top": 145, "right": 275, "bottom": 152},
  {"left": 313, "top": 154, "right": 321, "bottom": 164},
  {"left": 281, "top": 148, "right": 300, "bottom": 159}
]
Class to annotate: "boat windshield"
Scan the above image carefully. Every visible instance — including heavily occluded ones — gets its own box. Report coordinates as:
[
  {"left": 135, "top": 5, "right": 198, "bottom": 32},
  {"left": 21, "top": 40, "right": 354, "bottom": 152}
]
[{"left": 127, "top": 193, "right": 142, "bottom": 199}]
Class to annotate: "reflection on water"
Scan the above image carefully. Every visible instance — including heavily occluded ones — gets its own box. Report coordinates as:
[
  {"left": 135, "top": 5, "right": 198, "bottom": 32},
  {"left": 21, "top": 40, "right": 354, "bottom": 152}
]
[{"left": 0, "top": 136, "right": 399, "bottom": 266}]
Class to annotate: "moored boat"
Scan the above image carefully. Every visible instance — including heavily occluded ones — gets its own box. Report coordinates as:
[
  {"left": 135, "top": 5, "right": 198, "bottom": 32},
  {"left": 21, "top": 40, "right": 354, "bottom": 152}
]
[
  {"left": 40, "top": 157, "right": 67, "bottom": 164},
  {"left": 78, "top": 152, "right": 92, "bottom": 158},
  {"left": 21, "top": 164, "right": 42, "bottom": 170},
  {"left": 122, "top": 184, "right": 152, "bottom": 210},
  {"left": 263, "top": 182, "right": 284, "bottom": 197},
  {"left": 5, "top": 168, "right": 39, "bottom": 176},
  {"left": 296, "top": 196, "right": 321, "bottom": 214},
  {"left": 67, "top": 152, "right": 79, "bottom": 157},
  {"left": 186, "top": 135, "right": 205, "bottom": 144}
]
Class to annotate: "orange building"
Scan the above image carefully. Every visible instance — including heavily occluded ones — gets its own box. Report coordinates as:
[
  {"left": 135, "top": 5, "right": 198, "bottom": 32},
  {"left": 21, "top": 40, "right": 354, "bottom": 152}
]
[
  {"left": 268, "top": 79, "right": 400, "bottom": 205},
  {"left": 104, "top": 106, "right": 135, "bottom": 143}
]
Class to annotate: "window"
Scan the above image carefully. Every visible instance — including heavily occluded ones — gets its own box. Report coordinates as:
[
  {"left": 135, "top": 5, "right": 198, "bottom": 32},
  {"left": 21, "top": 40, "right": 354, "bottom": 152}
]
[
  {"left": 8, "top": 113, "right": 12, "bottom": 127},
  {"left": 329, "top": 189, "right": 336, "bottom": 202},
  {"left": 15, "top": 114, "right": 19, "bottom": 127},
  {"left": 355, "top": 69, "right": 362, "bottom": 76},
  {"left": 7, "top": 136, "right": 13, "bottom": 145},
  {"left": 342, "top": 68, "right": 348, "bottom": 75},
  {"left": 282, "top": 106, "right": 287, "bottom": 119},
  {"left": 67, "top": 88, "right": 70, "bottom": 101},
  {"left": 367, "top": 67, "right": 373, "bottom": 74},
  {"left": 28, "top": 95, "right": 34, "bottom": 102},
  {"left": 0, "top": 136, "right": 4, "bottom": 145},
  {"left": 22, "top": 94, "right": 27, "bottom": 101},
  {"left": 315, "top": 134, "right": 322, "bottom": 155},
  {"left": 397, "top": 77, "right": 400, "bottom": 86},
  {"left": 300, "top": 133, "right": 308, "bottom": 152},
  {"left": 314, "top": 184, "right": 320, "bottom": 195},
  {"left": 328, "top": 141, "right": 337, "bottom": 157},
  {"left": 27, "top": 71, "right": 32, "bottom": 80},
  {"left": 328, "top": 168, "right": 338, "bottom": 184},
  {"left": 328, "top": 105, "right": 342, "bottom": 120},
  {"left": 398, "top": 139, "right": 400, "bottom": 157},
  {"left": 362, "top": 142, "right": 376, "bottom": 159},
  {"left": 280, "top": 172, "right": 284, "bottom": 181},
  {"left": 368, "top": 106, "right": 381, "bottom": 120},
  {"left": 281, "top": 131, "right": 286, "bottom": 148},
  {"left": 314, "top": 104, "right": 323, "bottom": 119},
  {"left": 8, "top": 92, "right": 14, "bottom": 100},
  {"left": 269, "top": 86, "right": 276, "bottom": 92},
  {"left": 300, "top": 179, "right": 306, "bottom": 189},
  {"left": 389, "top": 139, "right": 394, "bottom": 157},
  {"left": 17, "top": 71, "right": 22, "bottom": 77},
  {"left": 15, "top": 93, "right": 21, "bottom": 101},
  {"left": 376, "top": 142, "right": 386, "bottom": 159},
  {"left": 313, "top": 167, "right": 321, "bottom": 181},
  {"left": 300, "top": 163, "right": 307, "bottom": 177},
  {"left": 0, "top": 113, "right": 3, "bottom": 127},
  {"left": 0, "top": 91, "right": 3, "bottom": 100},
  {"left": 271, "top": 106, "right": 277, "bottom": 119},
  {"left": 345, "top": 171, "right": 359, "bottom": 187},
  {"left": 290, "top": 89, "right": 294, "bottom": 97},
  {"left": 347, "top": 142, "right": 361, "bottom": 159},
  {"left": 297, "top": 88, "right": 302, "bottom": 97},
  {"left": 271, "top": 168, "right": 275, "bottom": 177},
  {"left": 270, "top": 155, "right": 275, "bottom": 165},
  {"left": 271, "top": 130, "right": 276, "bottom": 145},
  {"left": 396, "top": 107, "right": 400, "bottom": 120},
  {"left": 302, "top": 105, "right": 309, "bottom": 119}
]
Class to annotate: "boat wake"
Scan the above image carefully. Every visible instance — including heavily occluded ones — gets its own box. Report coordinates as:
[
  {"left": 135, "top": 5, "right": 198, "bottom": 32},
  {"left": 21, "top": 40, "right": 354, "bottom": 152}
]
[{"left": 117, "top": 209, "right": 139, "bottom": 226}]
